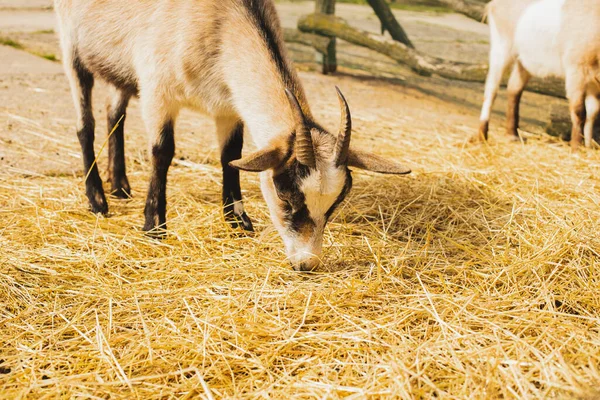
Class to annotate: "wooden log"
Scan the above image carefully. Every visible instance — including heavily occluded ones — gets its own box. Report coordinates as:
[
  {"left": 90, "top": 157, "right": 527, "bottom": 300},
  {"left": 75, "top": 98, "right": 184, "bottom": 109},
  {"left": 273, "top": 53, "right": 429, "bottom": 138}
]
[
  {"left": 315, "top": 0, "right": 337, "bottom": 74},
  {"left": 299, "top": 13, "right": 486, "bottom": 81},
  {"left": 366, "top": 0, "right": 414, "bottom": 48},
  {"left": 298, "top": 13, "right": 566, "bottom": 98},
  {"left": 435, "top": 0, "right": 488, "bottom": 22},
  {"left": 283, "top": 28, "right": 331, "bottom": 55}
]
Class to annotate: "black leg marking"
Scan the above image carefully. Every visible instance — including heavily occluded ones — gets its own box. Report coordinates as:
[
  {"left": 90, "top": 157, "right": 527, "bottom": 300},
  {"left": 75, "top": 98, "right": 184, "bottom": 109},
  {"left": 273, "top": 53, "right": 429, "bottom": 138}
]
[
  {"left": 143, "top": 121, "right": 175, "bottom": 237},
  {"left": 73, "top": 58, "right": 108, "bottom": 215},
  {"left": 221, "top": 123, "right": 253, "bottom": 231},
  {"left": 107, "top": 90, "right": 131, "bottom": 199}
]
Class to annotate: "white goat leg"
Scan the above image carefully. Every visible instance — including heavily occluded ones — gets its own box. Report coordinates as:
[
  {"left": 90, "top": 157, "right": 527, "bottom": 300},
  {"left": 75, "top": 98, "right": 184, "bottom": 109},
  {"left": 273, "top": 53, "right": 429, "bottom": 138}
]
[
  {"left": 584, "top": 94, "right": 600, "bottom": 148},
  {"left": 479, "top": 13, "right": 513, "bottom": 141}
]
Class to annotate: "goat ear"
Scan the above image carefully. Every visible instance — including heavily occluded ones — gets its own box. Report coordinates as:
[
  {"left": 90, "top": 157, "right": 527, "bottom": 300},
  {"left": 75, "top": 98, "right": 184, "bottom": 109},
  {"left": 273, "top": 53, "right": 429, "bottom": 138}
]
[
  {"left": 347, "top": 149, "right": 411, "bottom": 175},
  {"left": 229, "top": 146, "right": 285, "bottom": 172}
]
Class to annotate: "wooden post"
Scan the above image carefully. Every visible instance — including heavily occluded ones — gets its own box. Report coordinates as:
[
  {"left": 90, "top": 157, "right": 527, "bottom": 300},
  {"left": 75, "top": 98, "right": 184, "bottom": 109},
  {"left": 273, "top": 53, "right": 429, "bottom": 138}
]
[
  {"left": 366, "top": 0, "right": 414, "bottom": 48},
  {"left": 315, "top": 0, "right": 337, "bottom": 74}
]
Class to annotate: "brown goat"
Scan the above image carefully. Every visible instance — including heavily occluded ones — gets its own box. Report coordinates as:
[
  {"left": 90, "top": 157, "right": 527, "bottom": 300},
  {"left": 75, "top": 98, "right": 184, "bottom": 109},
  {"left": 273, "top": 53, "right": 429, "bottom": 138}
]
[{"left": 54, "top": 0, "right": 411, "bottom": 271}]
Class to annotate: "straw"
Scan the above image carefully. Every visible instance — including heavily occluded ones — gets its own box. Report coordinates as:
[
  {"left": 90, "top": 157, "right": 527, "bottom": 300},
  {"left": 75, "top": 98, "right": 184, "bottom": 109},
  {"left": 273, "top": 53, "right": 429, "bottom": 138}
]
[{"left": 1, "top": 84, "right": 600, "bottom": 399}]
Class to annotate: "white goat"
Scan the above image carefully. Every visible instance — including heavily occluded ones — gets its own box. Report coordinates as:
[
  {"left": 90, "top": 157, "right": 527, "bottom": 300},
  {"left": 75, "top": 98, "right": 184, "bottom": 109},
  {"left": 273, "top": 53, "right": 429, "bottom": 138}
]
[
  {"left": 479, "top": 0, "right": 600, "bottom": 149},
  {"left": 54, "top": 0, "right": 411, "bottom": 271}
]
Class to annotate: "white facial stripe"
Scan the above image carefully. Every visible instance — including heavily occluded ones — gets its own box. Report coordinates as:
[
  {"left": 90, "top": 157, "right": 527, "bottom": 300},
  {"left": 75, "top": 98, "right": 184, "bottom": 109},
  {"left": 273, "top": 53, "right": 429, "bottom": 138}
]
[
  {"left": 261, "top": 172, "right": 323, "bottom": 264},
  {"left": 286, "top": 223, "right": 325, "bottom": 265},
  {"left": 300, "top": 166, "right": 347, "bottom": 222}
]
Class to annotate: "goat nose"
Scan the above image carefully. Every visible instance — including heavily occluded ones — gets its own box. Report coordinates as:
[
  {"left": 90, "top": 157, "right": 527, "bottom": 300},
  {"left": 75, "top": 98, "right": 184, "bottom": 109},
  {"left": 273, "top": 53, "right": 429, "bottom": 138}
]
[{"left": 294, "top": 259, "right": 320, "bottom": 272}]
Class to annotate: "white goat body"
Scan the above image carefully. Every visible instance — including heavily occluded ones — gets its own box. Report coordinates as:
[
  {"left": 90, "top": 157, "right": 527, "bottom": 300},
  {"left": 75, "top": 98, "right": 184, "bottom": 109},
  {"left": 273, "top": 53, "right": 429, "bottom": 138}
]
[{"left": 479, "top": 0, "right": 600, "bottom": 148}]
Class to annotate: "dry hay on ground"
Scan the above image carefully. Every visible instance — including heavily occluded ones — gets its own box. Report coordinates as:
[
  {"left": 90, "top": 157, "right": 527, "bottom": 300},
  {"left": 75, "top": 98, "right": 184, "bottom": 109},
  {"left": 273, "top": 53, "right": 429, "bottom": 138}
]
[{"left": 1, "top": 90, "right": 600, "bottom": 398}]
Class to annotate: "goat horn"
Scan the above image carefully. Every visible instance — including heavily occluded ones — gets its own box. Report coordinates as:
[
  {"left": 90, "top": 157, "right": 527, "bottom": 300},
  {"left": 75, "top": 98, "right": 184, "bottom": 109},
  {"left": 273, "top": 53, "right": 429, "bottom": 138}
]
[
  {"left": 334, "top": 87, "right": 352, "bottom": 167},
  {"left": 285, "top": 88, "right": 316, "bottom": 168}
]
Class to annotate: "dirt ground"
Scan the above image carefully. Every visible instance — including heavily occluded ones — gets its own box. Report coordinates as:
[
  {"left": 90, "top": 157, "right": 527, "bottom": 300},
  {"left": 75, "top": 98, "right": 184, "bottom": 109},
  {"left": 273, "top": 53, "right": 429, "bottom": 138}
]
[
  {"left": 0, "top": 0, "right": 566, "bottom": 176},
  {"left": 2, "top": 1, "right": 599, "bottom": 399}
]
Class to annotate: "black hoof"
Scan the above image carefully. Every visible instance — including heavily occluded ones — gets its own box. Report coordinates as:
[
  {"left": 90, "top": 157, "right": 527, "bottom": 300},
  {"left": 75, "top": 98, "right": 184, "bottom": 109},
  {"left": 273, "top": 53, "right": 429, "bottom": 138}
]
[
  {"left": 110, "top": 176, "right": 131, "bottom": 199},
  {"left": 143, "top": 213, "right": 167, "bottom": 238},
  {"left": 88, "top": 191, "right": 108, "bottom": 215},
  {"left": 225, "top": 212, "right": 254, "bottom": 232},
  {"left": 293, "top": 262, "right": 320, "bottom": 273},
  {"left": 238, "top": 212, "right": 254, "bottom": 231},
  {"left": 509, "top": 135, "right": 526, "bottom": 143},
  {"left": 473, "top": 122, "right": 488, "bottom": 143},
  {"left": 143, "top": 225, "right": 167, "bottom": 239},
  {"left": 90, "top": 202, "right": 108, "bottom": 215},
  {"left": 469, "top": 132, "right": 487, "bottom": 144},
  {"left": 110, "top": 187, "right": 131, "bottom": 199}
]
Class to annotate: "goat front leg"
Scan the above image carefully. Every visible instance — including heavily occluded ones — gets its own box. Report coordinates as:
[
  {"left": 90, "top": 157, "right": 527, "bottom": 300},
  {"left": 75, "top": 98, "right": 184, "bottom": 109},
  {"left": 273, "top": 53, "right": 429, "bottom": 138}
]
[
  {"left": 477, "top": 17, "right": 512, "bottom": 142},
  {"left": 64, "top": 55, "right": 108, "bottom": 214},
  {"left": 141, "top": 94, "right": 176, "bottom": 237},
  {"left": 217, "top": 117, "right": 253, "bottom": 232}
]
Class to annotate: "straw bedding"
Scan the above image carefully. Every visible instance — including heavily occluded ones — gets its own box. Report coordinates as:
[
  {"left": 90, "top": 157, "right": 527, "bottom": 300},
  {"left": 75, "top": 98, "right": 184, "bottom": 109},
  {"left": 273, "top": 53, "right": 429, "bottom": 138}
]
[{"left": 1, "top": 72, "right": 600, "bottom": 398}]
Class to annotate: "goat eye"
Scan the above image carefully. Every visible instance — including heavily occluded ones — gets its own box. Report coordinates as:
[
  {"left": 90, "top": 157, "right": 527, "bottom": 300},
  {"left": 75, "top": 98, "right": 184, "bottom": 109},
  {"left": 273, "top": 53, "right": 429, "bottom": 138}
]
[
  {"left": 279, "top": 196, "right": 300, "bottom": 214},
  {"left": 276, "top": 192, "right": 293, "bottom": 208},
  {"left": 285, "top": 199, "right": 298, "bottom": 212},
  {"left": 276, "top": 188, "right": 292, "bottom": 203}
]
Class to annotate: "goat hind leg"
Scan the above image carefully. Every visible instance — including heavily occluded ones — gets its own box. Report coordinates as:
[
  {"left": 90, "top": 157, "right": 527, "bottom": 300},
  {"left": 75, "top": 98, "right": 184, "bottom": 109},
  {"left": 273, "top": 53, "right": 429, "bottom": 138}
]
[
  {"left": 566, "top": 70, "right": 587, "bottom": 150},
  {"left": 107, "top": 86, "right": 133, "bottom": 198},
  {"left": 584, "top": 93, "right": 600, "bottom": 148},
  {"left": 506, "top": 61, "right": 530, "bottom": 142}
]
